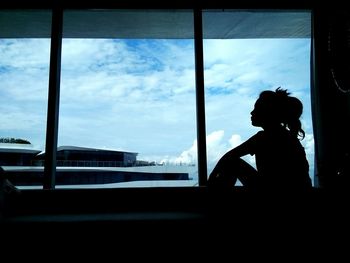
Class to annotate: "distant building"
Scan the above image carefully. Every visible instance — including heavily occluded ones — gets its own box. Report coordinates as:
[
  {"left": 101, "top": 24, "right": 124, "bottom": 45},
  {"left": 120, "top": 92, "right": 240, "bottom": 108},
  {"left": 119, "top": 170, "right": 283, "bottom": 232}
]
[
  {"left": 0, "top": 144, "right": 41, "bottom": 166},
  {"left": 35, "top": 146, "right": 138, "bottom": 167},
  {"left": 0, "top": 144, "right": 189, "bottom": 186}
]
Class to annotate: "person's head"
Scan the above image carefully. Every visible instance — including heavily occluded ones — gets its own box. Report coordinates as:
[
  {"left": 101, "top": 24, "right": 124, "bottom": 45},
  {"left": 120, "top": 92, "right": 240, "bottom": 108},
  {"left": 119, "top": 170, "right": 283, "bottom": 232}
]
[{"left": 250, "top": 87, "right": 305, "bottom": 139}]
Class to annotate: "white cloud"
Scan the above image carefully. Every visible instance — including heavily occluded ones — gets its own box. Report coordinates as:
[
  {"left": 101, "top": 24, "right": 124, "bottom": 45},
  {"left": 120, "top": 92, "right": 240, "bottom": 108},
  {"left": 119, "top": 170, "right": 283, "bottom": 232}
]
[
  {"left": 159, "top": 130, "right": 228, "bottom": 165},
  {"left": 229, "top": 134, "right": 242, "bottom": 148},
  {"left": 0, "top": 39, "right": 50, "bottom": 68},
  {"left": 303, "top": 133, "right": 315, "bottom": 156},
  {"left": 206, "top": 130, "right": 227, "bottom": 163},
  {"left": 159, "top": 130, "right": 243, "bottom": 165},
  {"left": 204, "top": 39, "right": 311, "bottom": 94},
  {"left": 1, "top": 38, "right": 314, "bottom": 177}
]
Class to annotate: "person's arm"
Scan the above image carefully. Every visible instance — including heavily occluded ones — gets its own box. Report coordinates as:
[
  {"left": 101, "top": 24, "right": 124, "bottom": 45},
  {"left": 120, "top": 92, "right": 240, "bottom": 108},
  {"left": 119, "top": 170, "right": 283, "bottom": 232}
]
[{"left": 220, "top": 140, "right": 253, "bottom": 161}]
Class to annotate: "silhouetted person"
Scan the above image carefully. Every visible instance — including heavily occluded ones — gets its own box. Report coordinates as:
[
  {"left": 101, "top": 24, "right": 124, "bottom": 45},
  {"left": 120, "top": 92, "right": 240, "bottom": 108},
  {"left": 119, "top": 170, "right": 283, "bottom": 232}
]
[{"left": 208, "top": 88, "right": 312, "bottom": 191}]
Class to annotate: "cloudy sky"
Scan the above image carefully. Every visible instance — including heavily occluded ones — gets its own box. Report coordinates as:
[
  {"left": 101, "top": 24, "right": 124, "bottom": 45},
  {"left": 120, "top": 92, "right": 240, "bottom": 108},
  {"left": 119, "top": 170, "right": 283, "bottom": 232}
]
[{"left": 0, "top": 37, "right": 314, "bottom": 183}]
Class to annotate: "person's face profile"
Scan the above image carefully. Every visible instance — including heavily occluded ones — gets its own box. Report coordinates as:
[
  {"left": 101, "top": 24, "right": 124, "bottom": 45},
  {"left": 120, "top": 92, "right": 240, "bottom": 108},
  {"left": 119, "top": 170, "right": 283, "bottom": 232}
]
[{"left": 251, "top": 99, "right": 263, "bottom": 127}]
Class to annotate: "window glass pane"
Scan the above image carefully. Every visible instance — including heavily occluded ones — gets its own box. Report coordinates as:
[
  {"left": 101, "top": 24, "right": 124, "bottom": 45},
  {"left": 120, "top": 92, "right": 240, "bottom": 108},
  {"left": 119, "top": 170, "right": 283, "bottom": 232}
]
[
  {"left": 0, "top": 10, "right": 51, "bottom": 188},
  {"left": 203, "top": 10, "right": 315, "bottom": 186},
  {"left": 57, "top": 10, "right": 197, "bottom": 188}
]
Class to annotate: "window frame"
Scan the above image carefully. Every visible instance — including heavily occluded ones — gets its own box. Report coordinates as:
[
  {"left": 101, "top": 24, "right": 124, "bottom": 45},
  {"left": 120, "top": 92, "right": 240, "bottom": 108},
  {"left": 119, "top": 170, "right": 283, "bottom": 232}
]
[{"left": 1, "top": 7, "right": 314, "bottom": 190}]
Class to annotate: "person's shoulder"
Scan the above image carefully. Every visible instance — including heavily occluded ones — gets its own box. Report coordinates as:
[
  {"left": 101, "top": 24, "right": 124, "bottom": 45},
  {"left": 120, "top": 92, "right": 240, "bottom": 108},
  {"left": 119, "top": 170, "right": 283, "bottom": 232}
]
[
  {"left": 254, "top": 130, "right": 265, "bottom": 138},
  {"left": 247, "top": 130, "right": 264, "bottom": 142}
]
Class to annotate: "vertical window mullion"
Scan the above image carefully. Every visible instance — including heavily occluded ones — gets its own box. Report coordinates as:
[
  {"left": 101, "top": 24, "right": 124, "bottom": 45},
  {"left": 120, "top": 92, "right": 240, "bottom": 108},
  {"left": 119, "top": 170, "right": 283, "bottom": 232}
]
[
  {"left": 44, "top": 7, "right": 63, "bottom": 190},
  {"left": 193, "top": 8, "right": 208, "bottom": 186}
]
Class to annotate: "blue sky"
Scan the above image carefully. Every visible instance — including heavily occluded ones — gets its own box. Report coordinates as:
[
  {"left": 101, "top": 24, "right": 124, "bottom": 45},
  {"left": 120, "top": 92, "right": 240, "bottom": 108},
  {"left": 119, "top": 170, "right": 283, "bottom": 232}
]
[{"left": 0, "top": 38, "right": 314, "bottom": 183}]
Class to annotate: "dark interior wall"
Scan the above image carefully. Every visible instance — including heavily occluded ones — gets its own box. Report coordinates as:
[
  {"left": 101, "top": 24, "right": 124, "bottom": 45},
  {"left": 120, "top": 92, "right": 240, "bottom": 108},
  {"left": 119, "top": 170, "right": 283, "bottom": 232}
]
[
  {"left": 2, "top": 187, "right": 349, "bottom": 257},
  {"left": 312, "top": 7, "right": 350, "bottom": 189}
]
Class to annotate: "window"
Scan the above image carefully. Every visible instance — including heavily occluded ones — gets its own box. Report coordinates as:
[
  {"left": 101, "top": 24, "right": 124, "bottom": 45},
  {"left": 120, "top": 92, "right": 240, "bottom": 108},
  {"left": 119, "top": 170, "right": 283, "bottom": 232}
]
[
  {"left": 202, "top": 10, "right": 315, "bottom": 185},
  {"left": 57, "top": 10, "right": 198, "bottom": 188},
  {"left": 0, "top": 10, "right": 51, "bottom": 188},
  {"left": 0, "top": 9, "right": 315, "bottom": 189}
]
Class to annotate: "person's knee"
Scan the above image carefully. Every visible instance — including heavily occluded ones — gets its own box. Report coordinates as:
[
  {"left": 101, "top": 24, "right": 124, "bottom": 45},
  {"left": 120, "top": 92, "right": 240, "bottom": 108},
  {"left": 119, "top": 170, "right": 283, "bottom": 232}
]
[{"left": 208, "top": 171, "right": 237, "bottom": 188}]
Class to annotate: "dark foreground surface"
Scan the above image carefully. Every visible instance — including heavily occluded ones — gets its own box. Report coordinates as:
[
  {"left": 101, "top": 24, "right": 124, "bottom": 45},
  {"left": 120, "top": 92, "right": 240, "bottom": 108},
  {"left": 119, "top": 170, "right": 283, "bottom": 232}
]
[{"left": 1, "top": 187, "right": 349, "bottom": 259}]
